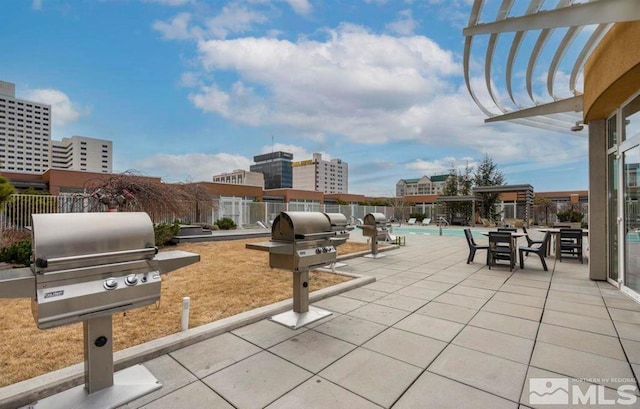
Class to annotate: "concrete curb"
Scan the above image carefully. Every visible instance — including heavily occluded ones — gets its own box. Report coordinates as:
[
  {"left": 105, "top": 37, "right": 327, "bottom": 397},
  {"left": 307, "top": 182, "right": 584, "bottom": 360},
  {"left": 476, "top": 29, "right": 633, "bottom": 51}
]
[{"left": 0, "top": 271, "right": 376, "bottom": 409}]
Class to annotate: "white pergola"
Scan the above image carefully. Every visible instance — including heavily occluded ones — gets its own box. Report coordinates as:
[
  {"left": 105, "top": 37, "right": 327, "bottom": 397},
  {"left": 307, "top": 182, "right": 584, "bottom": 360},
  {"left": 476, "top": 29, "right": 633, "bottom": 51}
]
[{"left": 463, "top": 0, "right": 640, "bottom": 133}]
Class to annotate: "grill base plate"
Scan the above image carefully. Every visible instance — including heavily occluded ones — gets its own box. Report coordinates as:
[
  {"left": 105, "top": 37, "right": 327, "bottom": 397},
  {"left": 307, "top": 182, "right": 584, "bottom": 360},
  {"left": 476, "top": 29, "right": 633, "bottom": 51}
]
[
  {"left": 364, "top": 253, "right": 386, "bottom": 259},
  {"left": 269, "top": 306, "right": 332, "bottom": 330},
  {"left": 30, "top": 364, "right": 161, "bottom": 409}
]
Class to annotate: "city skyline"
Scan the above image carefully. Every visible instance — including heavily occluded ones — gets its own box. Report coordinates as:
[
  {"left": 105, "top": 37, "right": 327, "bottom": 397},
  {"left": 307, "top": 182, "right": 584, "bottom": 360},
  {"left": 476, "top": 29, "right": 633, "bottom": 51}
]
[{"left": 1, "top": 1, "right": 589, "bottom": 196}]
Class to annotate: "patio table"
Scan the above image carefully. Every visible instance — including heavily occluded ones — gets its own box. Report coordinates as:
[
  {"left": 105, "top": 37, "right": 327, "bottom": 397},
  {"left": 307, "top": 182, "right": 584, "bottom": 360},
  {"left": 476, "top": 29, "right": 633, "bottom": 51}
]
[{"left": 537, "top": 228, "right": 589, "bottom": 260}]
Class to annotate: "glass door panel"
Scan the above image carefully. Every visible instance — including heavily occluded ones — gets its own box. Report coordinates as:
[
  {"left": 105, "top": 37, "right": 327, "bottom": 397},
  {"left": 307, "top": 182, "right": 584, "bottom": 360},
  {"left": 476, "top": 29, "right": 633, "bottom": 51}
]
[
  {"left": 624, "top": 145, "right": 640, "bottom": 294},
  {"left": 609, "top": 153, "right": 619, "bottom": 283}
]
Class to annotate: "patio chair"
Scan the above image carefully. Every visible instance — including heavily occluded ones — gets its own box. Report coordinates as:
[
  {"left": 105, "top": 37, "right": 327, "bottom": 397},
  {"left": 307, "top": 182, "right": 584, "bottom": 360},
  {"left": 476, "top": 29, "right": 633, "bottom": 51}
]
[
  {"left": 407, "top": 218, "right": 417, "bottom": 225},
  {"left": 522, "top": 226, "right": 545, "bottom": 254},
  {"left": 519, "top": 231, "right": 552, "bottom": 271},
  {"left": 488, "top": 231, "right": 516, "bottom": 271},
  {"left": 421, "top": 218, "right": 431, "bottom": 225},
  {"left": 464, "top": 228, "right": 489, "bottom": 264},
  {"left": 559, "top": 229, "right": 584, "bottom": 263}
]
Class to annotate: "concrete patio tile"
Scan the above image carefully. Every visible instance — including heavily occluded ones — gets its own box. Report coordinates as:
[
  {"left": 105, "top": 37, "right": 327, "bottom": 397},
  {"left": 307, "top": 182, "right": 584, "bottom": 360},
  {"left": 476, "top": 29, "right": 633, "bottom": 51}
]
[
  {"left": 141, "top": 381, "right": 233, "bottom": 409},
  {"left": 372, "top": 293, "right": 427, "bottom": 312},
  {"left": 341, "top": 287, "right": 389, "bottom": 302},
  {"left": 410, "top": 280, "right": 454, "bottom": 292},
  {"left": 509, "top": 272, "right": 551, "bottom": 282},
  {"left": 312, "top": 295, "right": 368, "bottom": 314},
  {"left": 416, "top": 301, "right": 478, "bottom": 323},
  {"left": 536, "top": 323, "right": 626, "bottom": 361},
  {"left": 203, "top": 351, "right": 312, "bottom": 409},
  {"left": 552, "top": 276, "right": 598, "bottom": 287},
  {"left": 393, "top": 371, "right": 516, "bottom": 409},
  {"left": 615, "top": 321, "right": 640, "bottom": 342},
  {"left": 492, "top": 292, "right": 545, "bottom": 309},
  {"left": 482, "top": 299, "right": 542, "bottom": 322},
  {"left": 118, "top": 355, "right": 198, "bottom": 409},
  {"left": 544, "top": 298, "right": 610, "bottom": 319},
  {"left": 622, "top": 339, "right": 640, "bottom": 365},
  {"left": 429, "top": 344, "right": 528, "bottom": 402},
  {"left": 170, "top": 332, "right": 261, "bottom": 378},
  {"left": 394, "top": 271, "right": 431, "bottom": 279},
  {"left": 231, "top": 319, "right": 308, "bottom": 349},
  {"left": 549, "top": 283, "right": 601, "bottom": 296},
  {"left": 379, "top": 276, "right": 420, "bottom": 286},
  {"left": 433, "top": 292, "right": 487, "bottom": 309},
  {"left": 407, "top": 266, "right": 442, "bottom": 275},
  {"left": 446, "top": 285, "right": 495, "bottom": 300},
  {"left": 269, "top": 330, "right": 356, "bottom": 373},
  {"left": 394, "top": 313, "right": 464, "bottom": 342},
  {"left": 362, "top": 327, "right": 447, "bottom": 368},
  {"left": 459, "top": 278, "right": 504, "bottom": 290},
  {"left": 319, "top": 348, "right": 422, "bottom": 408},
  {"left": 265, "top": 376, "right": 382, "bottom": 409},
  {"left": 313, "top": 314, "right": 387, "bottom": 345},
  {"left": 362, "top": 281, "right": 405, "bottom": 293},
  {"left": 609, "top": 308, "right": 640, "bottom": 325},
  {"left": 423, "top": 274, "right": 466, "bottom": 284},
  {"left": 395, "top": 285, "right": 443, "bottom": 300},
  {"left": 500, "top": 284, "right": 548, "bottom": 298},
  {"left": 348, "top": 303, "right": 410, "bottom": 326},
  {"left": 604, "top": 297, "right": 640, "bottom": 311},
  {"left": 542, "top": 310, "right": 617, "bottom": 337},
  {"left": 504, "top": 278, "right": 550, "bottom": 290},
  {"left": 469, "top": 311, "right": 539, "bottom": 340},
  {"left": 530, "top": 342, "right": 635, "bottom": 390},
  {"left": 546, "top": 290, "right": 604, "bottom": 307},
  {"left": 520, "top": 366, "right": 639, "bottom": 409},
  {"left": 452, "top": 325, "right": 534, "bottom": 364}
]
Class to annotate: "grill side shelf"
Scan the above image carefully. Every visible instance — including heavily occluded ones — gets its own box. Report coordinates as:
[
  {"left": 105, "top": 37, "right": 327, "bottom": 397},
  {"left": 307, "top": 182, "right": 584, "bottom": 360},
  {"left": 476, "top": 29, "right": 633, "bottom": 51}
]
[{"left": 0, "top": 267, "right": 34, "bottom": 298}]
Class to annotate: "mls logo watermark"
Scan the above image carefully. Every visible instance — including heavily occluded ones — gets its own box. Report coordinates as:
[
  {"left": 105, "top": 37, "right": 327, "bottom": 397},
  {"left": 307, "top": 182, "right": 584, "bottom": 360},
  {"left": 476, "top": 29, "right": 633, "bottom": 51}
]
[{"left": 529, "top": 378, "right": 638, "bottom": 406}]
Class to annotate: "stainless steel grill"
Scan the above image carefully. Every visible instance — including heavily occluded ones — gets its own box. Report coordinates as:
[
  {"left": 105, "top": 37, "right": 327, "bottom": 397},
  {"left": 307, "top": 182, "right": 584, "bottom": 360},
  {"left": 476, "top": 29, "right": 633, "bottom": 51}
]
[
  {"left": 359, "top": 212, "right": 390, "bottom": 258},
  {"left": 0, "top": 212, "right": 200, "bottom": 409},
  {"left": 247, "top": 211, "right": 351, "bottom": 329}
]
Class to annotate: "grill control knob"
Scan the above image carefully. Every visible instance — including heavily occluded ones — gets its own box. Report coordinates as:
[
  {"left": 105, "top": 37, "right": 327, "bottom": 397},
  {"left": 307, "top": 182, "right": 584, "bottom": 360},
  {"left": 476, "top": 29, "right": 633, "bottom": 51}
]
[
  {"left": 322, "top": 247, "right": 328, "bottom": 253},
  {"left": 125, "top": 274, "right": 138, "bottom": 286},
  {"left": 103, "top": 278, "right": 118, "bottom": 290},
  {"left": 316, "top": 248, "right": 322, "bottom": 254}
]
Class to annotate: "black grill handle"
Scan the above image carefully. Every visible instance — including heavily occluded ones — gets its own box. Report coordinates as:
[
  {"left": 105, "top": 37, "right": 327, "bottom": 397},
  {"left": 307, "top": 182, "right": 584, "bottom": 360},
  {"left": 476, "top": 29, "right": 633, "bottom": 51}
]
[{"left": 35, "top": 257, "right": 48, "bottom": 269}]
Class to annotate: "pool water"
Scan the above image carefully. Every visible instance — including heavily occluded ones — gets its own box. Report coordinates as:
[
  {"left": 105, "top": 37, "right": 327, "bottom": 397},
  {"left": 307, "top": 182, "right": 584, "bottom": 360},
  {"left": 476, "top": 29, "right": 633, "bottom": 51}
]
[{"left": 392, "top": 226, "right": 484, "bottom": 238}]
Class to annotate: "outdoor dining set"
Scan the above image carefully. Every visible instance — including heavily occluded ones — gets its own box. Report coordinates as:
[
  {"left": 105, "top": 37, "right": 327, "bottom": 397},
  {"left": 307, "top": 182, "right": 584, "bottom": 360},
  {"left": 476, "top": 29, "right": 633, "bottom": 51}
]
[{"left": 464, "top": 226, "right": 586, "bottom": 271}]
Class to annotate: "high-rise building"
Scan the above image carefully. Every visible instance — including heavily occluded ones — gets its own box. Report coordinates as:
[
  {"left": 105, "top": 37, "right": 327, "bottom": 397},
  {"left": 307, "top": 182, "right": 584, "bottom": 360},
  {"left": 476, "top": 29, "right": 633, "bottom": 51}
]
[
  {"left": 292, "top": 153, "right": 348, "bottom": 193},
  {"left": 212, "top": 169, "right": 264, "bottom": 187},
  {"left": 0, "top": 80, "right": 52, "bottom": 173},
  {"left": 250, "top": 151, "right": 293, "bottom": 189},
  {"left": 51, "top": 135, "right": 112, "bottom": 173}
]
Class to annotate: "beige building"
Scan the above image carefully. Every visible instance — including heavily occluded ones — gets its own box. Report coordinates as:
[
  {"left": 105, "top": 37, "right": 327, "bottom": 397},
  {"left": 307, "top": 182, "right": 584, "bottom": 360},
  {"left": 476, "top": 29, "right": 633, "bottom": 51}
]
[
  {"left": 51, "top": 135, "right": 112, "bottom": 173},
  {"left": 292, "top": 153, "right": 348, "bottom": 193},
  {"left": 396, "top": 175, "right": 452, "bottom": 197},
  {"left": 212, "top": 169, "right": 264, "bottom": 188},
  {"left": 0, "top": 80, "right": 52, "bottom": 173}
]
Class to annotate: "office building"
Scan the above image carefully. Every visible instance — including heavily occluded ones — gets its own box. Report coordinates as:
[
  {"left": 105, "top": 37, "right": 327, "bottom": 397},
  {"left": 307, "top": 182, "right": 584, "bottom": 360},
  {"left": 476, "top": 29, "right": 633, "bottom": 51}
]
[
  {"left": 292, "top": 153, "right": 348, "bottom": 193},
  {"left": 212, "top": 169, "right": 264, "bottom": 188},
  {"left": 250, "top": 151, "right": 293, "bottom": 189},
  {"left": 51, "top": 135, "right": 112, "bottom": 173},
  {"left": 0, "top": 80, "right": 52, "bottom": 173}
]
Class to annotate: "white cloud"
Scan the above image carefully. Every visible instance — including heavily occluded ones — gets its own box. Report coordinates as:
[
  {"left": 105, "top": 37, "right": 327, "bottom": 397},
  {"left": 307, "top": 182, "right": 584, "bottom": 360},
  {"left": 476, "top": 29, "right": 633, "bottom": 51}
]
[
  {"left": 152, "top": 12, "right": 201, "bottom": 40},
  {"left": 133, "top": 152, "right": 252, "bottom": 182},
  {"left": 386, "top": 9, "right": 418, "bottom": 36},
  {"left": 22, "top": 88, "right": 84, "bottom": 126},
  {"left": 205, "top": 3, "right": 269, "bottom": 39},
  {"left": 406, "top": 157, "right": 477, "bottom": 175},
  {"left": 284, "top": 0, "right": 312, "bottom": 15},
  {"left": 258, "top": 143, "right": 330, "bottom": 161},
  {"left": 32, "top": 0, "right": 42, "bottom": 11}
]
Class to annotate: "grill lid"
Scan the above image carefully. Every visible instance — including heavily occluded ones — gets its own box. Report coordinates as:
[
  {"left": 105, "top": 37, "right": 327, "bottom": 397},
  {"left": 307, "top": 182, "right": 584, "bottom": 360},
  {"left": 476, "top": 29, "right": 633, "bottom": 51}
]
[
  {"left": 324, "top": 213, "right": 348, "bottom": 230},
  {"left": 364, "top": 213, "right": 388, "bottom": 225},
  {"left": 31, "top": 212, "right": 156, "bottom": 273},
  {"left": 271, "top": 211, "right": 332, "bottom": 241}
]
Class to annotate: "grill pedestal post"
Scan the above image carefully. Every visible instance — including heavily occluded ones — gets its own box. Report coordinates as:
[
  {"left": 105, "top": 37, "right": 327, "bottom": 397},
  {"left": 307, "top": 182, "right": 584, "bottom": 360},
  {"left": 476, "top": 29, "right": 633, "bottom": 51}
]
[
  {"left": 269, "top": 269, "right": 332, "bottom": 330},
  {"left": 31, "top": 316, "right": 162, "bottom": 409}
]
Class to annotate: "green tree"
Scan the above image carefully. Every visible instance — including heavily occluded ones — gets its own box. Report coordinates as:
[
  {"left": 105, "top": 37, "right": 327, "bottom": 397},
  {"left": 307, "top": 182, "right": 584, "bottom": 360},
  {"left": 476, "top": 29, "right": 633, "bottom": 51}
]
[
  {"left": 0, "top": 176, "right": 14, "bottom": 204},
  {"left": 474, "top": 154, "right": 506, "bottom": 221}
]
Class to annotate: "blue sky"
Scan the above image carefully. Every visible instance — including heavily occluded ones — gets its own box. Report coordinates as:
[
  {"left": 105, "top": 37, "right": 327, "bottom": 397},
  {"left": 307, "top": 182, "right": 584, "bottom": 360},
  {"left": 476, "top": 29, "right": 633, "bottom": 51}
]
[{"left": 0, "top": 0, "right": 588, "bottom": 196}]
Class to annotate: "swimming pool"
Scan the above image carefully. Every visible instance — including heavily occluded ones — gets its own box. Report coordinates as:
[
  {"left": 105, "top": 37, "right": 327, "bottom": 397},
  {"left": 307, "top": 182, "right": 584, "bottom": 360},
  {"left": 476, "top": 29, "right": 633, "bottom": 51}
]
[{"left": 391, "top": 226, "right": 484, "bottom": 238}]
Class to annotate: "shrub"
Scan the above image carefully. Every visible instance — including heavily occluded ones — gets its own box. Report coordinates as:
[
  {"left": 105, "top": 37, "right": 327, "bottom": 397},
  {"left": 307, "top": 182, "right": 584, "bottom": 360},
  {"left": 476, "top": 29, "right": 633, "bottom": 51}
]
[
  {"left": 0, "top": 239, "right": 32, "bottom": 266},
  {"left": 215, "top": 217, "right": 237, "bottom": 230},
  {"left": 409, "top": 212, "right": 427, "bottom": 222},
  {"left": 557, "top": 209, "right": 584, "bottom": 223},
  {"left": 154, "top": 221, "right": 180, "bottom": 247}
]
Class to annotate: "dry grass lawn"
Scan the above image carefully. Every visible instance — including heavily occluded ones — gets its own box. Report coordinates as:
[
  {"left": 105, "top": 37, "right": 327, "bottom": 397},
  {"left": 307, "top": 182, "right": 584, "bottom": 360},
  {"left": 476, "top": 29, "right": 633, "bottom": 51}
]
[{"left": 0, "top": 238, "right": 370, "bottom": 387}]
